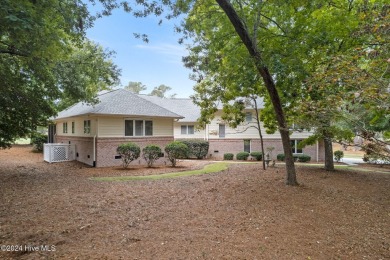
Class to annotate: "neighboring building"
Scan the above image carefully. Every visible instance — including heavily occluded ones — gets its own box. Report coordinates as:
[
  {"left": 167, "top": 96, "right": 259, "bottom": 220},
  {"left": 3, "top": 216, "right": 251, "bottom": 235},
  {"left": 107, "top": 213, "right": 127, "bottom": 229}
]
[
  {"left": 140, "top": 95, "right": 324, "bottom": 161},
  {"left": 52, "top": 89, "right": 324, "bottom": 167}
]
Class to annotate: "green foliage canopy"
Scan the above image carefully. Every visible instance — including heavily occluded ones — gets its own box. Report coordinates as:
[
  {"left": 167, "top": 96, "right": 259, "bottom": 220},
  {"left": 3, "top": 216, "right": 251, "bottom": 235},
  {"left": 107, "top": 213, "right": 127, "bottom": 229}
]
[
  {"left": 125, "top": 81, "right": 147, "bottom": 94},
  {"left": 0, "top": 0, "right": 120, "bottom": 148}
]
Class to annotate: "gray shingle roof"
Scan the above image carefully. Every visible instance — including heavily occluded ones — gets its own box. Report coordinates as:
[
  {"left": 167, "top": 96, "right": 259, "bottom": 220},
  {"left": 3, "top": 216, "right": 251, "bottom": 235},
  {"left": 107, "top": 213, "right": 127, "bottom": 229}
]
[
  {"left": 54, "top": 89, "right": 183, "bottom": 120},
  {"left": 138, "top": 95, "right": 200, "bottom": 123},
  {"left": 54, "top": 88, "right": 265, "bottom": 122}
]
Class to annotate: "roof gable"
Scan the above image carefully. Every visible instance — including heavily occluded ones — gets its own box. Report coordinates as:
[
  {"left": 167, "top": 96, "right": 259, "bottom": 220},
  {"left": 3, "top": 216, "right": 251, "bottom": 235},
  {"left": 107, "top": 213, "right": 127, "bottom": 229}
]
[{"left": 55, "top": 89, "right": 183, "bottom": 120}]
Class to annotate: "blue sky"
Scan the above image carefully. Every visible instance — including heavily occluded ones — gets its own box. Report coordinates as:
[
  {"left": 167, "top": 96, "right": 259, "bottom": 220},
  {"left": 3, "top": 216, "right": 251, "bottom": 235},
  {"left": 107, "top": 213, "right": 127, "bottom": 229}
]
[{"left": 86, "top": 6, "right": 195, "bottom": 98}]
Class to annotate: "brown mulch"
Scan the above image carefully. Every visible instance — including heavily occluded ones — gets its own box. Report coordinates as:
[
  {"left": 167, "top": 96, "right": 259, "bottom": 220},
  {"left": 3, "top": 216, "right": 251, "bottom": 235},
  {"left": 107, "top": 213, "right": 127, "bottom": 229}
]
[{"left": 0, "top": 145, "right": 389, "bottom": 259}]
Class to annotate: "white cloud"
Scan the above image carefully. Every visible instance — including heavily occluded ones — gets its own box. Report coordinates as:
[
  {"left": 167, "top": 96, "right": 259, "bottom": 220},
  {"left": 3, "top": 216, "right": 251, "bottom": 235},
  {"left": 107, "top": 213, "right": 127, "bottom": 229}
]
[{"left": 135, "top": 43, "right": 187, "bottom": 64}]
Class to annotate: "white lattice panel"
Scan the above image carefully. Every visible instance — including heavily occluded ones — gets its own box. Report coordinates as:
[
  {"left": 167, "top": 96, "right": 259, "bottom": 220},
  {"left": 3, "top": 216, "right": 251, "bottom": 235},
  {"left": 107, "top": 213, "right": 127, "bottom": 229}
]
[{"left": 44, "top": 144, "right": 75, "bottom": 163}]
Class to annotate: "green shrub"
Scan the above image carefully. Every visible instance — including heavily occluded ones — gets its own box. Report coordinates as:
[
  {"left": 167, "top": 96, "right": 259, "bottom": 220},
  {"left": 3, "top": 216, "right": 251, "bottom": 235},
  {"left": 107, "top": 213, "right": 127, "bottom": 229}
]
[
  {"left": 277, "top": 154, "right": 285, "bottom": 161},
  {"left": 276, "top": 153, "right": 311, "bottom": 162},
  {"left": 31, "top": 132, "right": 47, "bottom": 152},
  {"left": 236, "top": 152, "right": 250, "bottom": 160},
  {"left": 165, "top": 141, "right": 189, "bottom": 167},
  {"left": 334, "top": 150, "right": 344, "bottom": 162},
  {"left": 223, "top": 153, "right": 234, "bottom": 160},
  {"left": 295, "top": 154, "right": 311, "bottom": 162},
  {"left": 250, "top": 151, "right": 262, "bottom": 161},
  {"left": 179, "top": 139, "right": 209, "bottom": 159},
  {"left": 142, "top": 145, "right": 162, "bottom": 167},
  {"left": 117, "top": 142, "right": 140, "bottom": 168}
]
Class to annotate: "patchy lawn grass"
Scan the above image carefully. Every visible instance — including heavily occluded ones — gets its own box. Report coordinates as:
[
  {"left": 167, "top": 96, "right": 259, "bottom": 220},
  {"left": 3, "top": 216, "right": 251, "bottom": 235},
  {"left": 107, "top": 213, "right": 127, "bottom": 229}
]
[{"left": 91, "top": 162, "right": 229, "bottom": 181}]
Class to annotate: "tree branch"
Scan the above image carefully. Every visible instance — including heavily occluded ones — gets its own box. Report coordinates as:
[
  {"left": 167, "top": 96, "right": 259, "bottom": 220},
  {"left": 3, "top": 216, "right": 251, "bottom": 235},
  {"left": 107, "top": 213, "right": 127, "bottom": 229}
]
[{"left": 0, "top": 49, "right": 29, "bottom": 57}]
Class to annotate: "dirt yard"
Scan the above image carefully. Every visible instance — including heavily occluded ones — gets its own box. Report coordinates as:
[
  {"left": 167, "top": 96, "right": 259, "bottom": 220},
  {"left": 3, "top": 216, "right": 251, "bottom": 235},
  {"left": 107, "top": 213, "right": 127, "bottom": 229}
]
[{"left": 0, "top": 146, "right": 389, "bottom": 259}]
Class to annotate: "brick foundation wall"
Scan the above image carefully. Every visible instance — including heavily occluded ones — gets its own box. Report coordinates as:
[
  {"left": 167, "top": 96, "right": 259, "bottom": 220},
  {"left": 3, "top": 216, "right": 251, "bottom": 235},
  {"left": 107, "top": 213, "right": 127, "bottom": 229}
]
[
  {"left": 55, "top": 135, "right": 325, "bottom": 167},
  {"left": 208, "top": 139, "right": 324, "bottom": 162},
  {"left": 55, "top": 136, "right": 94, "bottom": 166},
  {"left": 96, "top": 137, "right": 174, "bottom": 167}
]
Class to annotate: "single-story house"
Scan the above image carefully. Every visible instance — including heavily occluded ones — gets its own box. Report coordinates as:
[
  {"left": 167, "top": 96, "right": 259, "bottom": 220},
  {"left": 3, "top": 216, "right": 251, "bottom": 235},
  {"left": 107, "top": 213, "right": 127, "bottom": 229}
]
[
  {"left": 53, "top": 89, "right": 182, "bottom": 167},
  {"left": 52, "top": 89, "right": 324, "bottom": 167}
]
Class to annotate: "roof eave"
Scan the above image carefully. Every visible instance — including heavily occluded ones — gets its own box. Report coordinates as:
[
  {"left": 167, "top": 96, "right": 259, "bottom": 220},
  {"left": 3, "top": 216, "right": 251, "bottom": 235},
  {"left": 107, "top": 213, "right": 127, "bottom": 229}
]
[{"left": 53, "top": 112, "right": 184, "bottom": 121}]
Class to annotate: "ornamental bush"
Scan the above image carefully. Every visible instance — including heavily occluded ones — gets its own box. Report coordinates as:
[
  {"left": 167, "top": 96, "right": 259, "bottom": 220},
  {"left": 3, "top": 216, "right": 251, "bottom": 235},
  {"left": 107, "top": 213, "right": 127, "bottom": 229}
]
[
  {"left": 250, "top": 151, "right": 263, "bottom": 161},
  {"left": 179, "top": 139, "right": 209, "bottom": 159},
  {"left": 117, "top": 142, "right": 140, "bottom": 168},
  {"left": 31, "top": 132, "right": 47, "bottom": 152},
  {"left": 295, "top": 154, "right": 311, "bottom": 162},
  {"left": 142, "top": 145, "right": 162, "bottom": 167},
  {"left": 165, "top": 141, "right": 189, "bottom": 167},
  {"left": 236, "top": 152, "right": 250, "bottom": 160},
  {"left": 223, "top": 153, "right": 234, "bottom": 160},
  {"left": 277, "top": 154, "right": 285, "bottom": 161},
  {"left": 334, "top": 150, "right": 344, "bottom": 162},
  {"left": 276, "top": 153, "right": 311, "bottom": 162}
]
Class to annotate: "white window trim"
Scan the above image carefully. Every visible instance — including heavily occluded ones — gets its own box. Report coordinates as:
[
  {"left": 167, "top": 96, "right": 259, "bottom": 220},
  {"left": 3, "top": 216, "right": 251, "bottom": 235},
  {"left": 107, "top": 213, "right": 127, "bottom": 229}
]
[
  {"left": 292, "top": 139, "right": 303, "bottom": 154},
  {"left": 219, "top": 124, "right": 225, "bottom": 138},
  {"left": 245, "top": 112, "right": 252, "bottom": 122},
  {"left": 63, "top": 122, "right": 68, "bottom": 134},
  {"left": 244, "top": 139, "right": 251, "bottom": 153},
  {"left": 124, "top": 119, "right": 153, "bottom": 137},
  {"left": 84, "top": 120, "right": 91, "bottom": 134},
  {"left": 181, "top": 125, "right": 195, "bottom": 135}
]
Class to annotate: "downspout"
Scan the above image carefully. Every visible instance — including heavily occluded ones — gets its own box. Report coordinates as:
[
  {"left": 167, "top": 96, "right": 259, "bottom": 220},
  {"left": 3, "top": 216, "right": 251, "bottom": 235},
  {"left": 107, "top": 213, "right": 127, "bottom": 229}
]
[
  {"left": 93, "top": 135, "right": 96, "bottom": 167},
  {"left": 93, "top": 118, "right": 99, "bottom": 167}
]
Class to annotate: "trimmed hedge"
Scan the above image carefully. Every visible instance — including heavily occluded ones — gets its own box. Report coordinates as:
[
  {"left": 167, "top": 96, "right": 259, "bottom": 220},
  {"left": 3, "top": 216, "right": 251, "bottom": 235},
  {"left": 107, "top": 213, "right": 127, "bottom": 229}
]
[
  {"left": 179, "top": 139, "right": 209, "bottom": 159},
  {"left": 224, "top": 153, "right": 234, "bottom": 160},
  {"left": 142, "top": 145, "right": 162, "bottom": 167},
  {"left": 334, "top": 150, "right": 344, "bottom": 162},
  {"left": 236, "top": 152, "right": 250, "bottom": 160},
  {"left": 296, "top": 154, "right": 311, "bottom": 162},
  {"left": 117, "top": 142, "right": 141, "bottom": 168},
  {"left": 277, "top": 154, "right": 285, "bottom": 161},
  {"left": 276, "top": 153, "right": 311, "bottom": 162},
  {"left": 250, "top": 151, "right": 263, "bottom": 161},
  {"left": 165, "top": 141, "right": 189, "bottom": 167}
]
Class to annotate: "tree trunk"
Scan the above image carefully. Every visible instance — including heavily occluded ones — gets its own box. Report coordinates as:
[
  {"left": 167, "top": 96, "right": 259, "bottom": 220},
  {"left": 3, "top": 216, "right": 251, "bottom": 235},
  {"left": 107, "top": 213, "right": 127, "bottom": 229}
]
[
  {"left": 216, "top": 0, "right": 298, "bottom": 185},
  {"left": 324, "top": 136, "right": 335, "bottom": 171},
  {"left": 253, "top": 98, "right": 266, "bottom": 170}
]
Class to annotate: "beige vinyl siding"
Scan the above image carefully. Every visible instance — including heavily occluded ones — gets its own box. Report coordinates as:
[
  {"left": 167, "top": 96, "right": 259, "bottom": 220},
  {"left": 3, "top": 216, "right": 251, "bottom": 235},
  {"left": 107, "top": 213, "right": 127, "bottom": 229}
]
[
  {"left": 98, "top": 117, "right": 124, "bottom": 137},
  {"left": 98, "top": 116, "right": 174, "bottom": 137},
  {"left": 153, "top": 118, "right": 174, "bottom": 136},
  {"left": 56, "top": 117, "right": 96, "bottom": 137},
  {"left": 174, "top": 122, "right": 205, "bottom": 139},
  {"left": 206, "top": 111, "right": 314, "bottom": 140}
]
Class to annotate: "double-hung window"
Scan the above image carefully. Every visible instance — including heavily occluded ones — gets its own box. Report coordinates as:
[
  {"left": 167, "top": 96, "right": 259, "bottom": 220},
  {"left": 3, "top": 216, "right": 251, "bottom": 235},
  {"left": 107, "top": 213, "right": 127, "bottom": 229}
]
[
  {"left": 244, "top": 140, "right": 251, "bottom": 153},
  {"left": 181, "top": 125, "right": 194, "bottom": 135},
  {"left": 63, "top": 122, "right": 68, "bottom": 133},
  {"left": 125, "top": 120, "right": 153, "bottom": 136},
  {"left": 291, "top": 140, "right": 303, "bottom": 154},
  {"left": 84, "top": 120, "right": 91, "bottom": 134},
  {"left": 245, "top": 112, "right": 252, "bottom": 122},
  {"left": 219, "top": 124, "right": 225, "bottom": 138},
  {"left": 71, "top": 122, "right": 75, "bottom": 134}
]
